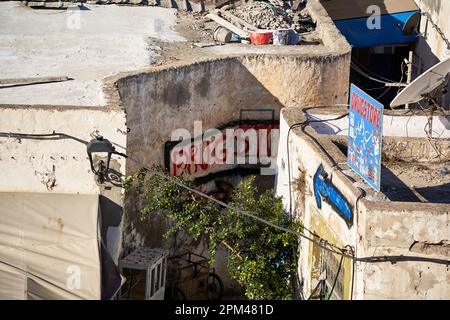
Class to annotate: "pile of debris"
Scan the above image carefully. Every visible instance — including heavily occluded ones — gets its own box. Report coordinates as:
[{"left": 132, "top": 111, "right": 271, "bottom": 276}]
[
  {"left": 205, "top": 0, "right": 316, "bottom": 45},
  {"left": 227, "top": 0, "right": 315, "bottom": 33}
]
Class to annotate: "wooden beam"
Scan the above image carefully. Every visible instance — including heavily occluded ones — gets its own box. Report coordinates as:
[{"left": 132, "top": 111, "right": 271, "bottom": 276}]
[
  {"left": 0, "top": 76, "right": 71, "bottom": 87},
  {"left": 216, "top": 9, "right": 260, "bottom": 31},
  {"left": 206, "top": 13, "right": 249, "bottom": 38}
]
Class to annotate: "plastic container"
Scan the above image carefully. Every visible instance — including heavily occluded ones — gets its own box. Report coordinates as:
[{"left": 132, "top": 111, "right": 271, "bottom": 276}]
[
  {"left": 249, "top": 31, "right": 273, "bottom": 45},
  {"left": 273, "top": 29, "right": 300, "bottom": 45},
  {"left": 287, "top": 30, "right": 300, "bottom": 45},
  {"left": 230, "top": 33, "right": 241, "bottom": 42},
  {"left": 273, "top": 29, "right": 290, "bottom": 45}
]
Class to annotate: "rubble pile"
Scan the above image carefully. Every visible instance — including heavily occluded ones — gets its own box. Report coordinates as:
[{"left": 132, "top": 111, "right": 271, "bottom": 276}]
[{"left": 227, "top": 0, "right": 315, "bottom": 33}]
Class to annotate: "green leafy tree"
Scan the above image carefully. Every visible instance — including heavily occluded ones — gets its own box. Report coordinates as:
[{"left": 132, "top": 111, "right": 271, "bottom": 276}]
[{"left": 124, "top": 166, "right": 301, "bottom": 300}]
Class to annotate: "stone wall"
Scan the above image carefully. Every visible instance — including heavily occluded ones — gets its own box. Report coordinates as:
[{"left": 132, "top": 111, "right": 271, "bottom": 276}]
[
  {"left": 112, "top": 0, "right": 351, "bottom": 296},
  {"left": 0, "top": 105, "right": 126, "bottom": 193},
  {"left": 116, "top": 51, "right": 350, "bottom": 251},
  {"left": 357, "top": 201, "right": 449, "bottom": 299},
  {"left": 276, "top": 106, "right": 450, "bottom": 300}
]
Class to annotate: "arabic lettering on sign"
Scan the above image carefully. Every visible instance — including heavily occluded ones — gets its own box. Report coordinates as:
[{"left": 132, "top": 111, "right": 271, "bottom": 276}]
[{"left": 347, "top": 84, "right": 383, "bottom": 191}]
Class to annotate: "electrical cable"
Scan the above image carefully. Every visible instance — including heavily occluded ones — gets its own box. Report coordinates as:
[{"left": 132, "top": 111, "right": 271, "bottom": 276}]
[
  {"left": 345, "top": 245, "right": 356, "bottom": 300},
  {"left": 351, "top": 59, "right": 398, "bottom": 83},
  {"left": 0, "top": 131, "right": 88, "bottom": 145},
  {"left": 351, "top": 63, "right": 393, "bottom": 85},
  {"left": 376, "top": 86, "right": 392, "bottom": 100},
  {"left": 306, "top": 279, "right": 324, "bottom": 300},
  {"left": 422, "top": 12, "right": 450, "bottom": 50},
  {"left": 363, "top": 85, "right": 390, "bottom": 91},
  {"left": 327, "top": 253, "right": 344, "bottom": 300},
  {"left": 2, "top": 131, "right": 450, "bottom": 266},
  {"left": 286, "top": 112, "right": 349, "bottom": 238},
  {"left": 127, "top": 150, "right": 450, "bottom": 266}
]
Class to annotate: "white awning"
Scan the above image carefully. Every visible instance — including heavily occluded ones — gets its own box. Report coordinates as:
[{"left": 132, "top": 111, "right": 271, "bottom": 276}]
[{"left": 0, "top": 192, "right": 102, "bottom": 300}]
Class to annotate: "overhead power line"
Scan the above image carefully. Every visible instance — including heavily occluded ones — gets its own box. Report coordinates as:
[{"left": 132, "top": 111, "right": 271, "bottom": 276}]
[
  {"left": 0, "top": 131, "right": 88, "bottom": 145},
  {"left": 351, "top": 62, "right": 398, "bottom": 85},
  {"left": 1, "top": 130, "right": 450, "bottom": 266}
]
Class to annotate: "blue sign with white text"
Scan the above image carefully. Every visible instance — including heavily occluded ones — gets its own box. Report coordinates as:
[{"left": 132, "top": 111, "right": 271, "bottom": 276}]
[{"left": 347, "top": 84, "right": 383, "bottom": 191}]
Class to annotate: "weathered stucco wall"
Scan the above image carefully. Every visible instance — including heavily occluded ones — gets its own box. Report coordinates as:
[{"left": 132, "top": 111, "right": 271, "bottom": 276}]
[
  {"left": 357, "top": 201, "right": 450, "bottom": 299},
  {"left": 115, "top": 0, "right": 351, "bottom": 295},
  {"left": 117, "top": 51, "right": 351, "bottom": 251},
  {"left": 0, "top": 105, "right": 127, "bottom": 261},
  {"left": 415, "top": 0, "right": 450, "bottom": 62},
  {"left": 276, "top": 107, "right": 450, "bottom": 300},
  {"left": 276, "top": 107, "right": 360, "bottom": 300},
  {"left": 413, "top": 0, "right": 450, "bottom": 106},
  {"left": 0, "top": 106, "right": 126, "bottom": 193}
]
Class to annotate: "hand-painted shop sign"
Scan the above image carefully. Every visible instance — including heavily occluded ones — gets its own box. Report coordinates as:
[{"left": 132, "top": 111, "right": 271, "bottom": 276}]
[
  {"left": 347, "top": 84, "right": 383, "bottom": 192},
  {"left": 164, "top": 120, "right": 279, "bottom": 179}
]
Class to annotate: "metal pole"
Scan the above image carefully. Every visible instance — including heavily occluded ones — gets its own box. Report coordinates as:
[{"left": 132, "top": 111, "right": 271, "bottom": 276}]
[{"left": 405, "top": 50, "right": 413, "bottom": 109}]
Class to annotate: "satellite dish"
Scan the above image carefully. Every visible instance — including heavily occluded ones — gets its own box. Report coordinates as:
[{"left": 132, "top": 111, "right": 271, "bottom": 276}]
[
  {"left": 390, "top": 57, "right": 450, "bottom": 107},
  {"left": 402, "top": 12, "right": 421, "bottom": 37}
]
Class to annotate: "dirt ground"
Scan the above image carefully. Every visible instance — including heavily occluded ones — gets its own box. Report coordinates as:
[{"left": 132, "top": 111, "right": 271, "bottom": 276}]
[
  {"left": 150, "top": 8, "right": 323, "bottom": 66},
  {"left": 381, "top": 160, "right": 450, "bottom": 203}
]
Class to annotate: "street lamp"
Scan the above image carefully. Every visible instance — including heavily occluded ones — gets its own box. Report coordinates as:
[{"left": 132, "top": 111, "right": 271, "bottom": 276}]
[
  {"left": 87, "top": 136, "right": 127, "bottom": 184},
  {"left": 86, "top": 136, "right": 115, "bottom": 183}
]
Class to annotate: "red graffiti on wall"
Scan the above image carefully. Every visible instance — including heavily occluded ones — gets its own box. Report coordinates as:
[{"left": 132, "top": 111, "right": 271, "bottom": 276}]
[{"left": 170, "top": 124, "right": 279, "bottom": 177}]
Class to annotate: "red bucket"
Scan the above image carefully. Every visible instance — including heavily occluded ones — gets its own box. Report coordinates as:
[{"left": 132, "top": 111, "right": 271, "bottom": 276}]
[{"left": 249, "top": 31, "right": 273, "bottom": 45}]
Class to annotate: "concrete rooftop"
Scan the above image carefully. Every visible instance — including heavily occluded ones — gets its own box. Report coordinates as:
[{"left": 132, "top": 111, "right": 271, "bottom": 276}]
[{"left": 0, "top": 2, "right": 185, "bottom": 106}]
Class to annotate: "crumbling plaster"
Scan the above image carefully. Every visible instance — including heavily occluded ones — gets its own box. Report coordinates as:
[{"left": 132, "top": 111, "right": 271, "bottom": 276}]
[
  {"left": 414, "top": 0, "right": 450, "bottom": 62},
  {"left": 0, "top": 105, "right": 126, "bottom": 194},
  {"left": 114, "top": 0, "right": 351, "bottom": 254},
  {"left": 1, "top": 0, "right": 353, "bottom": 294},
  {"left": 413, "top": 0, "right": 450, "bottom": 107},
  {"left": 277, "top": 106, "right": 450, "bottom": 300},
  {"left": 116, "top": 53, "right": 351, "bottom": 249}
]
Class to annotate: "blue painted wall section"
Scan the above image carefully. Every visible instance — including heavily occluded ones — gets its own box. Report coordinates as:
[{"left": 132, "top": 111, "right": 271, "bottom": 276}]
[
  {"left": 313, "top": 165, "right": 353, "bottom": 227},
  {"left": 334, "top": 11, "right": 419, "bottom": 48}
]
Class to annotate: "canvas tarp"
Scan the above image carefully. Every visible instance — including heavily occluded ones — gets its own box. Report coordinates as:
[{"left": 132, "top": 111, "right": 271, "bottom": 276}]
[{"left": 0, "top": 192, "right": 102, "bottom": 299}]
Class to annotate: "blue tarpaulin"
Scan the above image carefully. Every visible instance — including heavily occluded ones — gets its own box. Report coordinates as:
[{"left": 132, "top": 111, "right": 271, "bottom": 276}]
[{"left": 334, "top": 10, "right": 420, "bottom": 48}]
